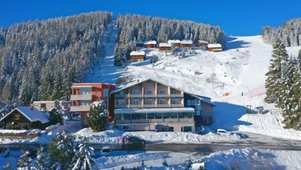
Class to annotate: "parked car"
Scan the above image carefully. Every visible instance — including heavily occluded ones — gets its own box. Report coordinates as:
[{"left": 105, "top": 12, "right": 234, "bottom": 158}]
[
  {"left": 216, "top": 129, "right": 230, "bottom": 135},
  {"left": 100, "top": 146, "right": 111, "bottom": 156},
  {"left": 122, "top": 135, "right": 146, "bottom": 145}
]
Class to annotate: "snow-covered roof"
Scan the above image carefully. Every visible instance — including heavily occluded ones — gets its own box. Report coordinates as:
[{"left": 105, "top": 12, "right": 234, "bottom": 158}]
[
  {"left": 115, "top": 108, "right": 195, "bottom": 114},
  {"left": 207, "top": 43, "right": 222, "bottom": 48},
  {"left": 0, "top": 106, "right": 50, "bottom": 124},
  {"left": 111, "top": 78, "right": 211, "bottom": 100},
  {"left": 130, "top": 51, "right": 146, "bottom": 56},
  {"left": 198, "top": 40, "right": 208, "bottom": 44},
  {"left": 168, "top": 40, "right": 181, "bottom": 44},
  {"left": 181, "top": 40, "right": 193, "bottom": 45},
  {"left": 144, "top": 41, "right": 157, "bottom": 45},
  {"left": 159, "top": 43, "right": 172, "bottom": 47}
]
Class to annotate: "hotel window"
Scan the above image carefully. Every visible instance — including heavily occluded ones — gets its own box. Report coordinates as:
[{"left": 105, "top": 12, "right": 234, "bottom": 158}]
[
  {"left": 131, "top": 88, "right": 140, "bottom": 94},
  {"left": 144, "top": 99, "right": 153, "bottom": 105},
  {"left": 159, "top": 99, "right": 166, "bottom": 104},
  {"left": 187, "top": 100, "right": 191, "bottom": 105},
  {"left": 158, "top": 89, "right": 166, "bottom": 94},
  {"left": 131, "top": 99, "right": 140, "bottom": 105},
  {"left": 145, "top": 89, "right": 152, "bottom": 94},
  {"left": 171, "top": 89, "right": 179, "bottom": 94},
  {"left": 172, "top": 98, "right": 179, "bottom": 104},
  {"left": 103, "top": 89, "right": 109, "bottom": 98}
]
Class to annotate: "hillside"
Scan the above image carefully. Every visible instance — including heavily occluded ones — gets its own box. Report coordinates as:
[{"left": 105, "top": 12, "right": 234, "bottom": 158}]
[{"left": 113, "top": 35, "right": 301, "bottom": 140}]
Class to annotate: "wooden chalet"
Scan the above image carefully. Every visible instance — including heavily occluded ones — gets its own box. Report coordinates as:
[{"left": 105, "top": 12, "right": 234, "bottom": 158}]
[
  {"left": 130, "top": 51, "right": 146, "bottom": 62},
  {"left": 144, "top": 41, "right": 157, "bottom": 48},
  {"left": 207, "top": 43, "right": 223, "bottom": 52},
  {"left": 168, "top": 40, "right": 181, "bottom": 48},
  {"left": 0, "top": 106, "right": 50, "bottom": 130},
  {"left": 159, "top": 43, "right": 172, "bottom": 52},
  {"left": 180, "top": 40, "right": 193, "bottom": 48}
]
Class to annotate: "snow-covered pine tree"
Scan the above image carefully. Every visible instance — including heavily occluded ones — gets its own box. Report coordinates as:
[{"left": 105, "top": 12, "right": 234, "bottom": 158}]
[
  {"left": 114, "top": 46, "right": 123, "bottom": 66},
  {"left": 71, "top": 140, "right": 96, "bottom": 170},
  {"left": 34, "top": 146, "right": 50, "bottom": 169},
  {"left": 87, "top": 100, "right": 108, "bottom": 132},
  {"left": 265, "top": 39, "right": 289, "bottom": 105},
  {"left": 47, "top": 133, "right": 75, "bottom": 169},
  {"left": 17, "top": 150, "right": 32, "bottom": 170}
]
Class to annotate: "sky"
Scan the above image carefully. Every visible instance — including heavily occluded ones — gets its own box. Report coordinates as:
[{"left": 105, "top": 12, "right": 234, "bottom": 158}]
[{"left": 1, "top": 0, "right": 301, "bottom": 36}]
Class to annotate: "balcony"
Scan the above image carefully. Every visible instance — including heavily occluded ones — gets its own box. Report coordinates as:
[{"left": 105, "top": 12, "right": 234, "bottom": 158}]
[
  {"left": 170, "top": 94, "right": 183, "bottom": 97},
  {"left": 126, "top": 94, "right": 143, "bottom": 98},
  {"left": 157, "top": 104, "right": 171, "bottom": 108},
  {"left": 70, "top": 94, "right": 92, "bottom": 101},
  {"left": 70, "top": 105, "right": 90, "bottom": 112},
  {"left": 157, "top": 94, "right": 170, "bottom": 97},
  {"left": 171, "top": 104, "right": 183, "bottom": 107},
  {"left": 144, "top": 94, "right": 157, "bottom": 97},
  {"left": 129, "top": 104, "right": 143, "bottom": 108},
  {"left": 143, "top": 104, "right": 157, "bottom": 108}
]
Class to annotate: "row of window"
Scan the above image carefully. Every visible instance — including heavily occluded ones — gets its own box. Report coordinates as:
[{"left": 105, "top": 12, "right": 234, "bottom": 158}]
[
  {"left": 187, "top": 99, "right": 201, "bottom": 106},
  {"left": 118, "top": 88, "right": 181, "bottom": 95},
  {"left": 116, "top": 98, "right": 182, "bottom": 105},
  {"left": 115, "top": 112, "right": 193, "bottom": 120}
]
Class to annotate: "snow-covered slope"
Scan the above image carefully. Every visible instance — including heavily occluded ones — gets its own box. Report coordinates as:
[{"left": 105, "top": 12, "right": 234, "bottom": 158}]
[{"left": 118, "top": 35, "right": 301, "bottom": 140}]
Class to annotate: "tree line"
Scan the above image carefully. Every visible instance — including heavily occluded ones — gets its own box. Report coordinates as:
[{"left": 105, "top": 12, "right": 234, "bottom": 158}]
[
  {"left": 262, "top": 18, "right": 301, "bottom": 47},
  {"left": 114, "top": 14, "right": 225, "bottom": 66},
  {"left": 0, "top": 11, "right": 112, "bottom": 106},
  {"left": 265, "top": 39, "right": 301, "bottom": 129}
]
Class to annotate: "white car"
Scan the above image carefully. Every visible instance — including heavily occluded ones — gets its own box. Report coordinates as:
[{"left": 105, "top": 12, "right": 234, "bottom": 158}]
[
  {"left": 216, "top": 128, "right": 229, "bottom": 135},
  {"left": 100, "top": 146, "right": 111, "bottom": 156}
]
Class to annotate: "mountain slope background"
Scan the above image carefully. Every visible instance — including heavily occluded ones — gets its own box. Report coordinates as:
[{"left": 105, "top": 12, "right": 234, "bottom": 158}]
[{"left": 0, "top": 11, "right": 224, "bottom": 107}]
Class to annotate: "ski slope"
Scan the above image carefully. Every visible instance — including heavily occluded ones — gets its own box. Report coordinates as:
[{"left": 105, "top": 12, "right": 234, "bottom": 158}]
[{"left": 120, "top": 35, "right": 301, "bottom": 140}]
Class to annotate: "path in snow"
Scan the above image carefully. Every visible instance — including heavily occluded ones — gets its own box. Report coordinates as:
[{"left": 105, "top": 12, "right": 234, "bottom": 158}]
[{"left": 84, "top": 17, "right": 122, "bottom": 84}]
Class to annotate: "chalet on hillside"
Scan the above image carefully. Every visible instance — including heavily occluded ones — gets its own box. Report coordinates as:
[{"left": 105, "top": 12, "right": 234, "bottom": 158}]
[
  {"left": 130, "top": 51, "right": 146, "bottom": 62},
  {"left": 207, "top": 43, "right": 223, "bottom": 52},
  {"left": 159, "top": 43, "right": 172, "bottom": 52},
  {"left": 144, "top": 41, "right": 157, "bottom": 48},
  {"left": 168, "top": 40, "right": 181, "bottom": 48},
  {"left": 198, "top": 40, "right": 208, "bottom": 50},
  {"left": 180, "top": 40, "right": 193, "bottom": 48},
  {"left": 0, "top": 107, "right": 50, "bottom": 130},
  {"left": 33, "top": 101, "right": 55, "bottom": 111}
]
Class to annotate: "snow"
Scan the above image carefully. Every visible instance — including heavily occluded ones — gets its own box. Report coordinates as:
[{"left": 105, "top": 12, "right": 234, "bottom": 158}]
[
  {"left": 207, "top": 43, "right": 222, "bottom": 48},
  {"left": 144, "top": 41, "right": 157, "bottom": 45},
  {"left": 74, "top": 128, "right": 242, "bottom": 144},
  {"left": 180, "top": 40, "right": 193, "bottom": 44},
  {"left": 0, "top": 106, "right": 50, "bottom": 124},
  {"left": 130, "top": 51, "right": 145, "bottom": 56},
  {"left": 197, "top": 147, "right": 301, "bottom": 170},
  {"left": 168, "top": 39, "right": 181, "bottom": 44},
  {"left": 96, "top": 151, "right": 197, "bottom": 169},
  {"left": 159, "top": 43, "right": 172, "bottom": 47}
]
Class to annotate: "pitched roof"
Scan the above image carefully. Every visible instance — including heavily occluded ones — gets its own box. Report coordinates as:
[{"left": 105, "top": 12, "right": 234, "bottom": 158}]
[
  {"left": 130, "top": 51, "right": 146, "bottom": 56},
  {"left": 144, "top": 41, "right": 157, "bottom": 45},
  {"left": 207, "top": 43, "right": 222, "bottom": 48},
  {"left": 159, "top": 43, "right": 172, "bottom": 47},
  {"left": 111, "top": 78, "right": 211, "bottom": 100},
  {"left": 0, "top": 106, "right": 50, "bottom": 124},
  {"left": 181, "top": 40, "right": 193, "bottom": 44}
]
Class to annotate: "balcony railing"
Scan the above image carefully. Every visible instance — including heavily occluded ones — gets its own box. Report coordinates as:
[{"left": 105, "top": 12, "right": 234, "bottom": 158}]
[
  {"left": 126, "top": 94, "right": 143, "bottom": 98},
  {"left": 144, "top": 94, "right": 157, "bottom": 97},
  {"left": 171, "top": 104, "right": 183, "bottom": 107},
  {"left": 157, "top": 94, "right": 170, "bottom": 97},
  {"left": 70, "top": 94, "right": 92, "bottom": 101},
  {"left": 143, "top": 104, "right": 157, "bottom": 108},
  {"left": 170, "top": 94, "right": 183, "bottom": 97},
  {"left": 70, "top": 105, "right": 90, "bottom": 112},
  {"left": 157, "top": 104, "right": 171, "bottom": 107}
]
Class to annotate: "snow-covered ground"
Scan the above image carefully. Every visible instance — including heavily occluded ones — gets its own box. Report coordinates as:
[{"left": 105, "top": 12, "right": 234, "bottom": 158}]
[
  {"left": 96, "top": 151, "right": 198, "bottom": 169},
  {"left": 74, "top": 128, "right": 243, "bottom": 144},
  {"left": 198, "top": 147, "right": 301, "bottom": 170}
]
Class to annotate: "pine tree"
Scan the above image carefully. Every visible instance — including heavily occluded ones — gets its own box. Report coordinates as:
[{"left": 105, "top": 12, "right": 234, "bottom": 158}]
[
  {"left": 17, "top": 150, "right": 32, "bottom": 170},
  {"left": 87, "top": 100, "right": 108, "bottom": 132},
  {"left": 52, "top": 71, "right": 64, "bottom": 100},
  {"left": 48, "top": 133, "right": 75, "bottom": 169},
  {"left": 265, "top": 39, "right": 289, "bottom": 105},
  {"left": 71, "top": 140, "right": 96, "bottom": 170},
  {"left": 34, "top": 146, "right": 50, "bottom": 169}
]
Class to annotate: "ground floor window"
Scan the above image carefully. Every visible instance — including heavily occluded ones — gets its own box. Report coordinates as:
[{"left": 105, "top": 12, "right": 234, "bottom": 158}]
[{"left": 181, "top": 126, "right": 192, "bottom": 132}]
